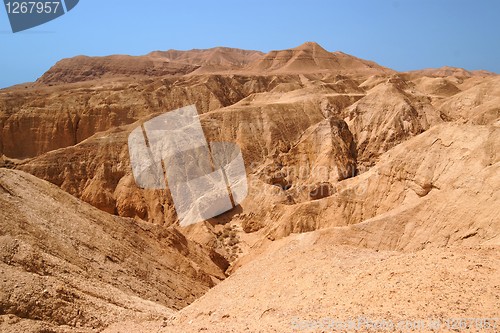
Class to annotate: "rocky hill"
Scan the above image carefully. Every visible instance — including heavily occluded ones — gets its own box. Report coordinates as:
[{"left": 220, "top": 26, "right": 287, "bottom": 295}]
[{"left": 245, "top": 42, "right": 394, "bottom": 75}]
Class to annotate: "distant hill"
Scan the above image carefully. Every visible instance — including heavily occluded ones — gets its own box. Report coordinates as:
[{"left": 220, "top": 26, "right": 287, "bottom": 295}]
[{"left": 245, "top": 41, "right": 394, "bottom": 75}]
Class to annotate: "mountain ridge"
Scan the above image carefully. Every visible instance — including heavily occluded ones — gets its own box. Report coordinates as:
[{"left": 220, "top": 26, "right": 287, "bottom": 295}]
[
  {"left": 35, "top": 42, "right": 395, "bottom": 85},
  {"left": 32, "top": 42, "right": 497, "bottom": 86}
]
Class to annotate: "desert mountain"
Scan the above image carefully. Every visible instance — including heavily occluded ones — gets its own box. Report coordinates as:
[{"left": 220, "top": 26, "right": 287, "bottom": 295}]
[
  {"left": 0, "top": 42, "right": 499, "bottom": 332},
  {"left": 245, "top": 41, "right": 394, "bottom": 75},
  {"left": 32, "top": 42, "right": 394, "bottom": 87}
]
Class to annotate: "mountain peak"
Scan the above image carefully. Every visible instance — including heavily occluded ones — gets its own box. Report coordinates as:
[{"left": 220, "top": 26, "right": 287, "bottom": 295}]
[
  {"left": 293, "top": 41, "right": 329, "bottom": 52},
  {"left": 245, "top": 42, "right": 393, "bottom": 75}
]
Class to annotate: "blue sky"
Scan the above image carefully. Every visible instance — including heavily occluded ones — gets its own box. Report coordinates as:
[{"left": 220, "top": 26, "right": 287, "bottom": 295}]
[{"left": 1, "top": 0, "right": 499, "bottom": 88}]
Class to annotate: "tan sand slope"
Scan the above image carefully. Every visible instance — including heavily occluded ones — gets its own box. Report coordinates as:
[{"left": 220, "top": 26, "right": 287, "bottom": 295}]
[{"left": 104, "top": 239, "right": 500, "bottom": 333}]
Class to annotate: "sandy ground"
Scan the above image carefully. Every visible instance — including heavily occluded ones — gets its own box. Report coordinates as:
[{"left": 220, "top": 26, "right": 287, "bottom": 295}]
[{"left": 104, "top": 232, "right": 499, "bottom": 332}]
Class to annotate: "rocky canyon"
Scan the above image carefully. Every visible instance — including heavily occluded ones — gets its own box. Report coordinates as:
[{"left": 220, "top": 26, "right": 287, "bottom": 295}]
[{"left": 0, "top": 42, "right": 498, "bottom": 332}]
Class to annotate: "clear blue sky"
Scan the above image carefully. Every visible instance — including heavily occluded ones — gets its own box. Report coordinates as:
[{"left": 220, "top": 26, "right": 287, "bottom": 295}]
[{"left": 1, "top": 0, "right": 499, "bottom": 88}]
